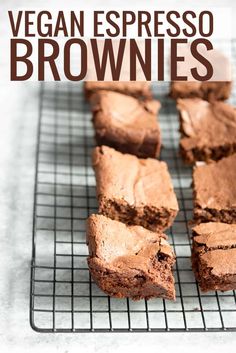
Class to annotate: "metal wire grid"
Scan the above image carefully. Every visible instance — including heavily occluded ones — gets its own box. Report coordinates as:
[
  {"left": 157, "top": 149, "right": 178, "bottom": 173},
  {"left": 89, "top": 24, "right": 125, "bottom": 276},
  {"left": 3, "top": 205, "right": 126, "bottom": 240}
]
[{"left": 30, "top": 46, "right": 236, "bottom": 333}]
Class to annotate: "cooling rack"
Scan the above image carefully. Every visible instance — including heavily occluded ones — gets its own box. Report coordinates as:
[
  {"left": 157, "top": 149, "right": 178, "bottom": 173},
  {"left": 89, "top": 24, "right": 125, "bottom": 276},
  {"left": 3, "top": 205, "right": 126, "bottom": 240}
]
[{"left": 30, "top": 44, "right": 236, "bottom": 333}]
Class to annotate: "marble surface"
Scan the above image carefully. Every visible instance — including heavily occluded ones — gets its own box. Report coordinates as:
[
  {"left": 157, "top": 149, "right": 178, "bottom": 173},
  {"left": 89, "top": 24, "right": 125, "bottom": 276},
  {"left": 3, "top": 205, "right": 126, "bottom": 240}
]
[{"left": 1, "top": 0, "right": 236, "bottom": 351}]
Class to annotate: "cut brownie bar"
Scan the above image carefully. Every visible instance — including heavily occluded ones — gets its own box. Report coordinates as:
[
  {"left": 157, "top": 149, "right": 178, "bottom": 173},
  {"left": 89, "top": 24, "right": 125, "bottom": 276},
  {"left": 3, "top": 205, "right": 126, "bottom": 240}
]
[
  {"left": 92, "top": 146, "right": 179, "bottom": 231},
  {"left": 170, "top": 81, "right": 232, "bottom": 101},
  {"left": 177, "top": 98, "right": 236, "bottom": 164},
  {"left": 193, "top": 154, "right": 236, "bottom": 224},
  {"left": 87, "top": 214, "right": 176, "bottom": 300},
  {"left": 84, "top": 81, "right": 152, "bottom": 100},
  {"left": 192, "top": 222, "right": 236, "bottom": 292},
  {"left": 91, "top": 90, "right": 161, "bottom": 158}
]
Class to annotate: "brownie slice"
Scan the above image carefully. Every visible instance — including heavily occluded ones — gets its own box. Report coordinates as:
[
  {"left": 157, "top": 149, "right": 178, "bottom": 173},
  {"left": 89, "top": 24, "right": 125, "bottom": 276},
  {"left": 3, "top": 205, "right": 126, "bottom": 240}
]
[
  {"left": 177, "top": 98, "right": 236, "bottom": 164},
  {"left": 192, "top": 222, "right": 236, "bottom": 292},
  {"left": 193, "top": 154, "right": 236, "bottom": 224},
  {"left": 84, "top": 81, "right": 152, "bottom": 100},
  {"left": 92, "top": 145, "right": 179, "bottom": 231},
  {"left": 90, "top": 90, "right": 161, "bottom": 158},
  {"left": 170, "top": 81, "right": 232, "bottom": 101},
  {"left": 87, "top": 214, "right": 176, "bottom": 300}
]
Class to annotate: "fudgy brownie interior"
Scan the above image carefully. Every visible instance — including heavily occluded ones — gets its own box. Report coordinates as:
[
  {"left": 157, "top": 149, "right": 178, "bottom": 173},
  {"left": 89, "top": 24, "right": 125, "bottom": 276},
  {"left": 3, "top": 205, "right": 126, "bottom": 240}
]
[{"left": 98, "top": 197, "right": 177, "bottom": 231}]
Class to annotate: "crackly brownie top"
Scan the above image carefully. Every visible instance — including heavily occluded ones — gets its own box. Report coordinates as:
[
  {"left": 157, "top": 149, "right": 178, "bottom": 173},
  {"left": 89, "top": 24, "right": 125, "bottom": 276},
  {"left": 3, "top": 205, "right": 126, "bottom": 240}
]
[
  {"left": 193, "top": 222, "right": 236, "bottom": 248},
  {"left": 177, "top": 98, "right": 236, "bottom": 148},
  {"left": 192, "top": 222, "right": 236, "bottom": 276},
  {"left": 84, "top": 81, "right": 151, "bottom": 97},
  {"left": 92, "top": 145, "right": 179, "bottom": 211},
  {"left": 91, "top": 90, "right": 161, "bottom": 132},
  {"left": 193, "top": 154, "right": 236, "bottom": 210},
  {"left": 87, "top": 214, "right": 175, "bottom": 266}
]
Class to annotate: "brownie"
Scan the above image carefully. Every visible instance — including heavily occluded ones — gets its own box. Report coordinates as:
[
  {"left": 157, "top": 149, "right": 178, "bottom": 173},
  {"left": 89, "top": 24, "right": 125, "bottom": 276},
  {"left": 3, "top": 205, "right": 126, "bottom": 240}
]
[
  {"left": 177, "top": 98, "right": 236, "bottom": 164},
  {"left": 84, "top": 81, "right": 152, "bottom": 100},
  {"left": 193, "top": 154, "right": 236, "bottom": 224},
  {"left": 170, "top": 81, "right": 232, "bottom": 101},
  {"left": 87, "top": 214, "right": 176, "bottom": 300},
  {"left": 90, "top": 90, "right": 161, "bottom": 158},
  {"left": 92, "top": 145, "right": 179, "bottom": 231},
  {"left": 192, "top": 222, "right": 236, "bottom": 292}
]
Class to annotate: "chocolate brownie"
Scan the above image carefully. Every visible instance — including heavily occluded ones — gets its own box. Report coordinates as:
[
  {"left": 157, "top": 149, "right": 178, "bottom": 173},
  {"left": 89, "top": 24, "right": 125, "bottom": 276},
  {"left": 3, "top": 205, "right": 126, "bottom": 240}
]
[
  {"left": 92, "top": 145, "right": 179, "bottom": 231},
  {"left": 193, "top": 154, "right": 236, "bottom": 224},
  {"left": 192, "top": 222, "right": 236, "bottom": 292},
  {"left": 84, "top": 81, "right": 152, "bottom": 100},
  {"left": 177, "top": 98, "right": 236, "bottom": 164},
  {"left": 170, "top": 81, "right": 232, "bottom": 101},
  {"left": 87, "top": 214, "right": 176, "bottom": 300},
  {"left": 90, "top": 90, "right": 161, "bottom": 158}
]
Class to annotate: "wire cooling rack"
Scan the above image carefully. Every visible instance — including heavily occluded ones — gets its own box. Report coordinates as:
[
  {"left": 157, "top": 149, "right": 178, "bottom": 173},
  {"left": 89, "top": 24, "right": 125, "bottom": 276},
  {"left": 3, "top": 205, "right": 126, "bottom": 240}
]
[{"left": 30, "top": 46, "right": 236, "bottom": 333}]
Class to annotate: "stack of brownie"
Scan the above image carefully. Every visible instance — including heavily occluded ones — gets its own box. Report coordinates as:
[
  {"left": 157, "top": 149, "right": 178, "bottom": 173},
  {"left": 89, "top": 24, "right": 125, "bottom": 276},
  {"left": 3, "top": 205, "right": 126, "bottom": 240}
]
[
  {"left": 172, "top": 76, "right": 236, "bottom": 292},
  {"left": 84, "top": 81, "right": 179, "bottom": 300}
]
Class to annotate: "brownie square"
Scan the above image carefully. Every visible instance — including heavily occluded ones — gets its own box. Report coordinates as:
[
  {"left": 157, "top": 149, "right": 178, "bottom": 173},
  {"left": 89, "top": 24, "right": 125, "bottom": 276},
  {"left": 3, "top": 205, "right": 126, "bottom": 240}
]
[
  {"left": 84, "top": 81, "right": 152, "bottom": 100},
  {"left": 91, "top": 90, "right": 161, "bottom": 158},
  {"left": 192, "top": 222, "right": 236, "bottom": 292},
  {"left": 87, "top": 214, "right": 176, "bottom": 300},
  {"left": 170, "top": 81, "right": 232, "bottom": 101},
  {"left": 193, "top": 154, "right": 236, "bottom": 224},
  {"left": 177, "top": 98, "right": 236, "bottom": 164},
  {"left": 92, "top": 145, "right": 179, "bottom": 231}
]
